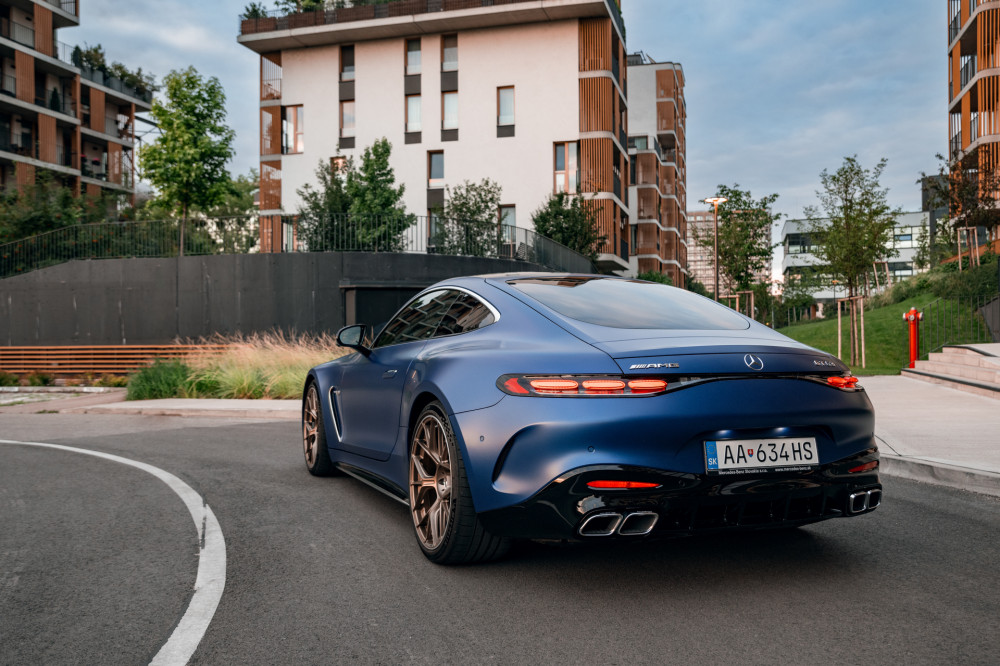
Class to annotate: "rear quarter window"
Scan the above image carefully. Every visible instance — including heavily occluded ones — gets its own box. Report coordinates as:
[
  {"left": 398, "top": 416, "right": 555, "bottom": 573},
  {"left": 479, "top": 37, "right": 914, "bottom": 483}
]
[{"left": 508, "top": 277, "right": 749, "bottom": 330}]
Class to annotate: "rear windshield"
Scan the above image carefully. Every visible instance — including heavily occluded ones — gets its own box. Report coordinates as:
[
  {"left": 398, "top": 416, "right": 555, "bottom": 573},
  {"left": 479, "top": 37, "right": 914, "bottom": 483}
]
[{"left": 508, "top": 277, "right": 749, "bottom": 330}]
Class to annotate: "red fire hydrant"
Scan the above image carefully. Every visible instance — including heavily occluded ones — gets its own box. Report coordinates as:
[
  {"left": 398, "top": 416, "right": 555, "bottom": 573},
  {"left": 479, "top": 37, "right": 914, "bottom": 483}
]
[{"left": 903, "top": 307, "right": 923, "bottom": 369}]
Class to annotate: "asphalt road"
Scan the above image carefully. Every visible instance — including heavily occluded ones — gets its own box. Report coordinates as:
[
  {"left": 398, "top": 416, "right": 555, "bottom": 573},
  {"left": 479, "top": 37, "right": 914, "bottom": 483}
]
[{"left": 1, "top": 413, "right": 998, "bottom": 665}]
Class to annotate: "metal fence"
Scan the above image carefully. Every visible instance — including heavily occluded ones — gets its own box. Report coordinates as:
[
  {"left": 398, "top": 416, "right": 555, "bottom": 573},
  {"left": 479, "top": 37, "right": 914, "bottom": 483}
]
[
  {"left": 1, "top": 214, "right": 596, "bottom": 279},
  {"left": 918, "top": 293, "right": 1000, "bottom": 359}
]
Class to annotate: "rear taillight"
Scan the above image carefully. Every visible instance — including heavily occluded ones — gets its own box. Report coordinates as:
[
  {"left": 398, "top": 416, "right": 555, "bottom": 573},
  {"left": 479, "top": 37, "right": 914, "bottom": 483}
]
[
  {"left": 827, "top": 375, "right": 860, "bottom": 390},
  {"left": 498, "top": 375, "right": 670, "bottom": 397},
  {"left": 848, "top": 460, "right": 878, "bottom": 473},
  {"left": 587, "top": 480, "right": 662, "bottom": 490}
]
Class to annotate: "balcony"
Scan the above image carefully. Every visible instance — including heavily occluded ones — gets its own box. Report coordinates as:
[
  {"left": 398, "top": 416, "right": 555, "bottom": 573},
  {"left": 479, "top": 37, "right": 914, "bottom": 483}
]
[
  {"left": 238, "top": 0, "right": 620, "bottom": 52},
  {"left": 961, "top": 55, "right": 977, "bottom": 89},
  {"left": 36, "top": 90, "right": 76, "bottom": 118},
  {"left": 79, "top": 66, "right": 153, "bottom": 105},
  {"left": 0, "top": 18, "right": 35, "bottom": 49},
  {"left": 0, "top": 131, "right": 37, "bottom": 159}
]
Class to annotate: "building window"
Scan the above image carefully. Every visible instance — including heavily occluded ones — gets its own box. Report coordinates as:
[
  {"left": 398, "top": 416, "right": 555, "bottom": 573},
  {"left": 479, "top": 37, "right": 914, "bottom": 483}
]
[
  {"left": 340, "top": 100, "right": 355, "bottom": 137},
  {"left": 331, "top": 156, "right": 348, "bottom": 179},
  {"left": 442, "top": 35, "right": 458, "bottom": 72},
  {"left": 554, "top": 142, "right": 579, "bottom": 194},
  {"left": 500, "top": 205, "right": 516, "bottom": 242},
  {"left": 406, "top": 38, "right": 421, "bottom": 75},
  {"left": 497, "top": 86, "right": 514, "bottom": 126},
  {"left": 442, "top": 92, "right": 458, "bottom": 130},
  {"left": 341, "top": 45, "right": 355, "bottom": 81},
  {"left": 282, "top": 105, "right": 304, "bottom": 154},
  {"left": 406, "top": 95, "right": 422, "bottom": 132},
  {"left": 428, "top": 151, "right": 444, "bottom": 188}
]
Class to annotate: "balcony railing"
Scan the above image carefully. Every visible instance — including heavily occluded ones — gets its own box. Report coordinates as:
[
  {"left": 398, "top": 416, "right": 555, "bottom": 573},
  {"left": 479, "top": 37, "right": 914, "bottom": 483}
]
[
  {"left": 1, "top": 74, "right": 15, "bottom": 97},
  {"left": 0, "top": 132, "right": 37, "bottom": 159},
  {"left": 949, "top": 14, "right": 961, "bottom": 43},
  {"left": 36, "top": 90, "right": 76, "bottom": 117},
  {"left": 950, "top": 132, "right": 963, "bottom": 159},
  {"left": 79, "top": 66, "right": 153, "bottom": 104},
  {"left": 38, "top": 0, "right": 78, "bottom": 14},
  {"left": 0, "top": 18, "right": 35, "bottom": 49},
  {"left": 961, "top": 55, "right": 977, "bottom": 88},
  {"left": 241, "top": 0, "right": 626, "bottom": 39}
]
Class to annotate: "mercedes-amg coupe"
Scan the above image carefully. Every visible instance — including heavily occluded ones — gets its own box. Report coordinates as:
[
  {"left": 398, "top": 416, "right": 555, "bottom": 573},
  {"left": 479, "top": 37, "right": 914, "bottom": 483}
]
[{"left": 301, "top": 274, "right": 881, "bottom": 564}]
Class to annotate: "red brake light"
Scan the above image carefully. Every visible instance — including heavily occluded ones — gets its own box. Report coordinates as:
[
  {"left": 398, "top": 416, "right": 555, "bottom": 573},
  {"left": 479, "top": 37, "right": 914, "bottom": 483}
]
[
  {"left": 587, "top": 480, "right": 662, "bottom": 490},
  {"left": 848, "top": 461, "right": 878, "bottom": 473},
  {"left": 581, "top": 379, "right": 625, "bottom": 394},
  {"left": 503, "top": 377, "right": 529, "bottom": 395},
  {"left": 827, "top": 375, "right": 859, "bottom": 389},
  {"left": 529, "top": 378, "right": 579, "bottom": 394},
  {"left": 628, "top": 379, "right": 668, "bottom": 394}
]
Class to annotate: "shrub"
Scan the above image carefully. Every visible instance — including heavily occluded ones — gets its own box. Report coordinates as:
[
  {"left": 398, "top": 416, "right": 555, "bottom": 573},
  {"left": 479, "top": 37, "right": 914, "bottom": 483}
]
[
  {"left": 0, "top": 371, "right": 19, "bottom": 386},
  {"left": 127, "top": 359, "right": 191, "bottom": 401},
  {"left": 26, "top": 372, "right": 54, "bottom": 387},
  {"left": 96, "top": 375, "right": 129, "bottom": 388}
]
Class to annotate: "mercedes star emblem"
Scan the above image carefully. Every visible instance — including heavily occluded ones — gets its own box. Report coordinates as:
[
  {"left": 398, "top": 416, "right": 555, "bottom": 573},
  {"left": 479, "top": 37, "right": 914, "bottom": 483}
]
[{"left": 744, "top": 353, "right": 764, "bottom": 371}]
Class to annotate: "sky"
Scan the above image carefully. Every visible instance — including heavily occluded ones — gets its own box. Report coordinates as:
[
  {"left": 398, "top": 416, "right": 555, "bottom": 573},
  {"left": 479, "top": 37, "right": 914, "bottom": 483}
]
[{"left": 72, "top": 0, "right": 944, "bottom": 234}]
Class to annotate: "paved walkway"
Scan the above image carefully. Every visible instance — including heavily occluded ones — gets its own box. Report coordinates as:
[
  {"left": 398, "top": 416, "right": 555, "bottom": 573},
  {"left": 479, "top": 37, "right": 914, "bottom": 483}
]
[{"left": 3, "top": 377, "right": 998, "bottom": 497}]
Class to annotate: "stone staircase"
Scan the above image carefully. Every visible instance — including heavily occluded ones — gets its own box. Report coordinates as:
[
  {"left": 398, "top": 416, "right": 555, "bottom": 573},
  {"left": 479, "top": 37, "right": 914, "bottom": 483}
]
[{"left": 902, "top": 345, "right": 1000, "bottom": 400}]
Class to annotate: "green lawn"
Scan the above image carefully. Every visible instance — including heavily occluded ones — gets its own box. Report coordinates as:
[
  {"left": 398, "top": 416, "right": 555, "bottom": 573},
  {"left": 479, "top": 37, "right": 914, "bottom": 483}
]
[{"left": 777, "top": 293, "right": 940, "bottom": 376}]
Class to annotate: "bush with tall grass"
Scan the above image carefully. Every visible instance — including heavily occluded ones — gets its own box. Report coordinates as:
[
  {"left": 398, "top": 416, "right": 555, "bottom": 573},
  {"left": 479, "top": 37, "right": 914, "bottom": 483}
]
[
  {"left": 184, "top": 332, "right": 349, "bottom": 400},
  {"left": 127, "top": 359, "right": 192, "bottom": 400}
]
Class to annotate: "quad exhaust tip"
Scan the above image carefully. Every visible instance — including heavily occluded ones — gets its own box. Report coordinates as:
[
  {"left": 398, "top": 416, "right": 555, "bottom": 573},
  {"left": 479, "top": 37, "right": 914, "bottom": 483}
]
[
  {"left": 848, "top": 488, "right": 882, "bottom": 514},
  {"left": 578, "top": 511, "right": 659, "bottom": 537}
]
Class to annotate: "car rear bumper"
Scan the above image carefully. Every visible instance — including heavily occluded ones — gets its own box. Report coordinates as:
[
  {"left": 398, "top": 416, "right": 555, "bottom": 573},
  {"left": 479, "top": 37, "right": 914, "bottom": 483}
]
[{"left": 477, "top": 448, "right": 882, "bottom": 540}]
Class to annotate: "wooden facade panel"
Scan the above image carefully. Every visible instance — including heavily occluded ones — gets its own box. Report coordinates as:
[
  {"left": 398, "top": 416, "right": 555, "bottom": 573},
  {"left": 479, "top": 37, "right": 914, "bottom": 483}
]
[
  {"left": 579, "top": 77, "right": 612, "bottom": 133},
  {"left": 86, "top": 183, "right": 101, "bottom": 198},
  {"left": 108, "top": 142, "right": 122, "bottom": 185},
  {"left": 657, "top": 101, "right": 676, "bottom": 132},
  {"left": 261, "top": 107, "right": 280, "bottom": 155},
  {"left": 259, "top": 214, "right": 283, "bottom": 253},
  {"left": 37, "top": 114, "right": 57, "bottom": 163},
  {"left": 89, "top": 89, "right": 106, "bottom": 132},
  {"left": 579, "top": 18, "right": 611, "bottom": 71},
  {"left": 580, "top": 137, "right": 612, "bottom": 193},
  {"left": 636, "top": 153, "right": 657, "bottom": 186},
  {"left": 34, "top": 6, "right": 54, "bottom": 57},
  {"left": 260, "top": 160, "right": 282, "bottom": 210},
  {"left": 637, "top": 188, "right": 658, "bottom": 220},
  {"left": 15, "top": 51, "right": 34, "bottom": 104},
  {"left": 15, "top": 163, "right": 35, "bottom": 188}
]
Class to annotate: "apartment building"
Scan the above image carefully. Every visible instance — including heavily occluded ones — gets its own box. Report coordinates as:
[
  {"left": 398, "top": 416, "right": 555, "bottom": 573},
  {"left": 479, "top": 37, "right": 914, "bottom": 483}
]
[
  {"left": 780, "top": 211, "right": 929, "bottom": 303},
  {"left": 238, "top": 0, "right": 632, "bottom": 271},
  {"left": 0, "top": 0, "right": 150, "bottom": 200},
  {"left": 624, "top": 53, "right": 686, "bottom": 284},
  {"left": 685, "top": 208, "right": 714, "bottom": 290}
]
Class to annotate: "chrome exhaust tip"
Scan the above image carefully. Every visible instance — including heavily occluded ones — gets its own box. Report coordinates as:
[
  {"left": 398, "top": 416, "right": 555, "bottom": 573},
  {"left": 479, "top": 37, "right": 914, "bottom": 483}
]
[
  {"left": 848, "top": 488, "right": 882, "bottom": 514},
  {"left": 578, "top": 512, "right": 622, "bottom": 537},
  {"left": 618, "top": 511, "right": 659, "bottom": 536}
]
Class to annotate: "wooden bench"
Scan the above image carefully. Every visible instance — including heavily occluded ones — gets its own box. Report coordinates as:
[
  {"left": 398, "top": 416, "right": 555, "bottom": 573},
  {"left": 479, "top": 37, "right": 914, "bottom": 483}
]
[{"left": 0, "top": 345, "right": 229, "bottom": 377}]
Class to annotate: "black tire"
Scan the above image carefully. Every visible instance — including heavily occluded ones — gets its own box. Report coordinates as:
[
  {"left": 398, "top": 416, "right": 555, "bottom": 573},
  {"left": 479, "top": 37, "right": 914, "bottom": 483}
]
[
  {"left": 302, "top": 381, "right": 337, "bottom": 476},
  {"left": 408, "top": 401, "right": 509, "bottom": 564}
]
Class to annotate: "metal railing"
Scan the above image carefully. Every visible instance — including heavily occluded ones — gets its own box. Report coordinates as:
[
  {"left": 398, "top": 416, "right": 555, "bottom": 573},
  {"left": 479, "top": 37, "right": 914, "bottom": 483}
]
[
  {"left": 79, "top": 66, "right": 153, "bottom": 104},
  {"left": 918, "top": 294, "right": 1000, "bottom": 359},
  {"left": 1, "top": 214, "right": 597, "bottom": 279},
  {"left": 1, "top": 74, "right": 15, "bottom": 97},
  {"left": 961, "top": 55, "right": 977, "bottom": 88},
  {"left": 949, "top": 13, "right": 961, "bottom": 43},
  {"left": 39, "top": 0, "right": 77, "bottom": 14},
  {"left": 0, "top": 132, "right": 37, "bottom": 159},
  {"left": 0, "top": 18, "right": 35, "bottom": 48}
]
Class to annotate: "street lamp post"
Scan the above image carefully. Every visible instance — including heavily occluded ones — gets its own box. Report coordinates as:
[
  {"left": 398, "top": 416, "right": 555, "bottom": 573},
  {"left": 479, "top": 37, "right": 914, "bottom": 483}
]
[{"left": 704, "top": 196, "right": 728, "bottom": 301}]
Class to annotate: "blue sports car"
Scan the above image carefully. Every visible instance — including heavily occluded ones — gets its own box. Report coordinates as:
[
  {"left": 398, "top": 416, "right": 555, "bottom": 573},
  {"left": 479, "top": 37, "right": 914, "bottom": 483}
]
[{"left": 302, "top": 274, "right": 881, "bottom": 564}]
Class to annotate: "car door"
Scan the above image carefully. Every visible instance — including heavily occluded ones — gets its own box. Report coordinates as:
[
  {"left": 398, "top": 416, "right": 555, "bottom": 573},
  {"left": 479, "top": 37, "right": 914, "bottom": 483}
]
[{"left": 333, "top": 289, "right": 459, "bottom": 461}]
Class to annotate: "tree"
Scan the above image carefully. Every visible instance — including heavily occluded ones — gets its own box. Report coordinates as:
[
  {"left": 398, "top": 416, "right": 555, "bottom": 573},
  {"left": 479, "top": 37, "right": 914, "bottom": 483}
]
[
  {"left": 296, "top": 157, "right": 353, "bottom": 251},
  {"left": 531, "top": 193, "right": 604, "bottom": 264},
  {"left": 637, "top": 270, "right": 672, "bottom": 285},
  {"left": 805, "top": 155, "right": 901, "bottom": 364},
  {"left": 433, "top": 179, "right": 502, "bottom": 257},
  {"left": 0, "top": 171, "right": 109, "bottom": 242},
  {"left": 345, "top": 138, "right": 414, "bottom": 251},
  {"left": 139, "top": 67, "right": 235, "bottom": 255},
  {"left": 922, "top": 153, "right": 1000, "bottom": 250},
  {"left": 695, "top": 184, "right": 780, "bottom": 296}
]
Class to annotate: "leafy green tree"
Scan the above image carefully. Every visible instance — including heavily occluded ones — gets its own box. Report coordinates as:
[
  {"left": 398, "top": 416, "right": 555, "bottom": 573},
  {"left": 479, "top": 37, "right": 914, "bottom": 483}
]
[
  {"left": 139, "top": 67, "right": 235, "bottom": 255},
  {"left": 695, "top": 184, "right": 780, "bottom": 295},
  {"left": 0, "top": 171, "right": 108, "bottom": 242},
  {"left": 637, "top": 270, "right": 672, "bottom": 285},
  {"left": 685, "top": 277, "right": 710, "bottom": 297},
  {"left": 297, "top": 157, "right": 353, "bottom": 250},
  {"left": 805, "top": 156, "right": 900, "bottom": 364},
  {"left": 433, "top": 179, "right": 502, "bottom": 257},
  {"left": 345, "top": 138, "right": 414, "bottom": 251},
  {"left": 531, "top": 193, "right": 604, "bottom": 264}
]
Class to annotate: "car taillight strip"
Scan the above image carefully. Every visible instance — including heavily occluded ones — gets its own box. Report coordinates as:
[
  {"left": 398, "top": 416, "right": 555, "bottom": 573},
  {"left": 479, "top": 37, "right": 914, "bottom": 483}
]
[{"left": 499, "top": 375, "right": 670, "bottom": 397}]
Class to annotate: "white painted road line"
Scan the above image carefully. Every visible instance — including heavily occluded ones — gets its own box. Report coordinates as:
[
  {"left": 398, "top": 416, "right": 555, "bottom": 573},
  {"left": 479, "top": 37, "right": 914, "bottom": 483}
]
[{"left": 0, "top": 440, "right": 226, "bottom": 666}]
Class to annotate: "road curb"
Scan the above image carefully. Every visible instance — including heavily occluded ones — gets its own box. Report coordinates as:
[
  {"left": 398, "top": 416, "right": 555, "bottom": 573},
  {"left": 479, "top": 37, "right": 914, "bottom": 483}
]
[
  {"left": 880, "top": 455, "right": 1000, "bottom": 498},
  {"left": 63, "top": 405, "right": 299, "bottom": 420}
]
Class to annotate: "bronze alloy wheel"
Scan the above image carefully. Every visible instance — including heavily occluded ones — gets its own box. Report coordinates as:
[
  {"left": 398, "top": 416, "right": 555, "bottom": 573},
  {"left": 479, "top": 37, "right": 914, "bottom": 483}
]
[
  {"left": 303, "top": 384, "right": 321, "bottom": 468},
  {"left": 409, "top": 412, "right": 453, "bottom": 551}
]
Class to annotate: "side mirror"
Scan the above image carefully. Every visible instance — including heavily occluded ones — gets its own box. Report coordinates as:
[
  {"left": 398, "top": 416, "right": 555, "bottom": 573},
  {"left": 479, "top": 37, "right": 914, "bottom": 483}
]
[{"left": 336, "top": 324, "right": 371, "bottom": 356}]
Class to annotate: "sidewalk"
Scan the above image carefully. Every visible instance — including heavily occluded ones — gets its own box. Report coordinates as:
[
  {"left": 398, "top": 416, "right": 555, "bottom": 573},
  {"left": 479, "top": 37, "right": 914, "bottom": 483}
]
[{"left": 5, "top": 376, "right": 998, "bottom": 497}]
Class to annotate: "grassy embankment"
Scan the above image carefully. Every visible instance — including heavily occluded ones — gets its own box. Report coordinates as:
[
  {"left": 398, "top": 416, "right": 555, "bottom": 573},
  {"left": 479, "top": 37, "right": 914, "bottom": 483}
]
[{"left": 778, "top": 293, "right": 939, "bottom": 376}]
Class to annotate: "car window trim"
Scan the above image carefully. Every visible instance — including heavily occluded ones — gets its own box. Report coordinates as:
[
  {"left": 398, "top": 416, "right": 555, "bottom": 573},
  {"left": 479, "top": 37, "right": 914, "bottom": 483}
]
[{"left": 373, "top": 286, "right": 501, "bottom": 349}]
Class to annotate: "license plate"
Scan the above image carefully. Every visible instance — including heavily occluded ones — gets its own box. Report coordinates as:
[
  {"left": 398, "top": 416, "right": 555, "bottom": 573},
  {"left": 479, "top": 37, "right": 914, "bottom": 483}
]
[{"left": 705, "top": 437, "right": 817, "bottom": 474}]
